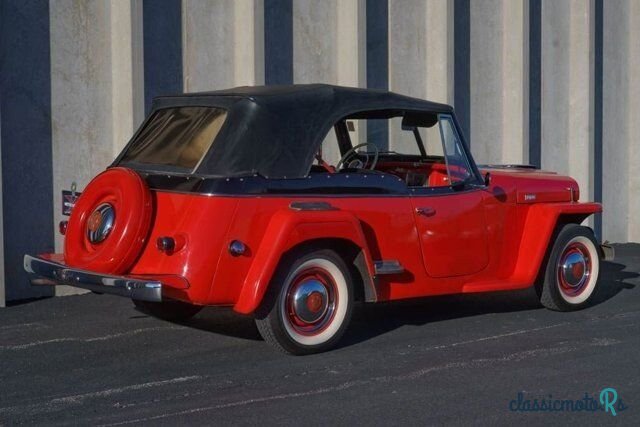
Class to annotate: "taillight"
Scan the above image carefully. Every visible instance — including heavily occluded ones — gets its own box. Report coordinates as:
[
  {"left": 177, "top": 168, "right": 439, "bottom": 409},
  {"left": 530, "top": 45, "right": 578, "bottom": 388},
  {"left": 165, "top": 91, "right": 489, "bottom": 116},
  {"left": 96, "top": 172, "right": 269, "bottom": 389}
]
[
  {"left": 157, "top": 236, "right": 176, "bottom": 253},
  {"left": 156, "top": 234, "right": 187, "bottom": 254}
]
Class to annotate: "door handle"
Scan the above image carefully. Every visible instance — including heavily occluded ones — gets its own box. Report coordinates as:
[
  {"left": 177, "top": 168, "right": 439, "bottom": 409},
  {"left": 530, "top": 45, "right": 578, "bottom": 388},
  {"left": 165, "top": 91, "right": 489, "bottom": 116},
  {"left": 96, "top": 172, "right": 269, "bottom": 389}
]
[{"left": 415, "top": 207, "right": 436, "bottom": 217}]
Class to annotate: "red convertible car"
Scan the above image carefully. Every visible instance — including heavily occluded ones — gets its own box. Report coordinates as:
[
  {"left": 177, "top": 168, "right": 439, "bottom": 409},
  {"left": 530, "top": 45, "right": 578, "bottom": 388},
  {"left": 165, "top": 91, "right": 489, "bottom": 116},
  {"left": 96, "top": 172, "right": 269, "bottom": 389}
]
[{"left": 25, "top": 85, "right": 610, "bottom": 354}]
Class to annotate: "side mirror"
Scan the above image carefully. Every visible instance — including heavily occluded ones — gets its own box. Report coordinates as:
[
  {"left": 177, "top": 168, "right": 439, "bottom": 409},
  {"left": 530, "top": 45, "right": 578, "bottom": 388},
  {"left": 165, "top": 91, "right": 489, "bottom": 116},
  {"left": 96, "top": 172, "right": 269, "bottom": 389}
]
[{"left": 484, "top": 172, "right": 491, "bottom": 187}]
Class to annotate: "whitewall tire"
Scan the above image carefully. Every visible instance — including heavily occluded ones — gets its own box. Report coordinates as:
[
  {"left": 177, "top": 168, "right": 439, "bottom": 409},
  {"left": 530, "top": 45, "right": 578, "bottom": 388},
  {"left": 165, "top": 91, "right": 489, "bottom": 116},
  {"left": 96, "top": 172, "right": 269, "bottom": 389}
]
[
  {"left": 255, "top": 248, "right": 353, "bottom": 355},
  {"left": 538, "top": 224, "right": 601, "bottom": 311}
]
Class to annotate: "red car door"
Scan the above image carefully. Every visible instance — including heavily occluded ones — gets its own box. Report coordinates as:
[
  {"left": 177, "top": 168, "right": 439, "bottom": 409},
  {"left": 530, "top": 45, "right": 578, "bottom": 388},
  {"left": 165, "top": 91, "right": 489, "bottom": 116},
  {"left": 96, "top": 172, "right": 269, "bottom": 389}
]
[
  {"left": 407, "top": 114, "right": 489, "bottom": 278},
  {"left": 410, "top": 189, "right": 489, "bottom": 278}
]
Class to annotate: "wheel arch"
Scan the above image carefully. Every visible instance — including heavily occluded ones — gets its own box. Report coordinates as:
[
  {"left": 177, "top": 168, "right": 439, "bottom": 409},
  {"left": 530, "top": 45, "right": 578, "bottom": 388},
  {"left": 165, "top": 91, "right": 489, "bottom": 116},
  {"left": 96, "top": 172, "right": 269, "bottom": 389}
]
[
  {"left": 512, "top": 202, "right": 602, "bottom": 286},
  {"left": 233, "top": 209, "right": 376, "bottom": 314}
]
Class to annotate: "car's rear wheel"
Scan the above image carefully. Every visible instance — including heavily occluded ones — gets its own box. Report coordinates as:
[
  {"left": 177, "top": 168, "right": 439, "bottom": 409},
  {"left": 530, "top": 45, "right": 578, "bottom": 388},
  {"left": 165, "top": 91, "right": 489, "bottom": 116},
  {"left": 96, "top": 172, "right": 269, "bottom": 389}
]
[
  {"left": 133, "top": 299, "right": 202, "bottom": 322},
  {"left": 255, "top": 248, "right": 353, "bottom": 355},
  {"left": 537, "top": 224, "right": 601, "bottom": 311}
]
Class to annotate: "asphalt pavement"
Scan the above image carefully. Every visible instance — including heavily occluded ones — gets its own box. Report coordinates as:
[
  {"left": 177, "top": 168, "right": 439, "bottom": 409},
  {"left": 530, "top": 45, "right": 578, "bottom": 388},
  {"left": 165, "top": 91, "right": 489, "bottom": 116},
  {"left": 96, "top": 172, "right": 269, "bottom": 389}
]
[{"left": 1, "top": 244, "right": 639, "bottom": 426}]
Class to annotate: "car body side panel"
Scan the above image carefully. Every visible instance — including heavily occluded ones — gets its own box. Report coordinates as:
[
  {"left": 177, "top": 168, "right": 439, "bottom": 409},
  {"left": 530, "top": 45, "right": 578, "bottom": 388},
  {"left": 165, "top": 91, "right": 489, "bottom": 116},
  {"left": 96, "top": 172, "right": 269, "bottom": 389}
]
[
  {"left": 127, "top": 178, "right": 600, "bottom": 312},
  {"left": 217, "top": 197, "right": 423, "bottom": 312},
  {"left": 128, "top": 192, "right": 239, "bottom": 305}
]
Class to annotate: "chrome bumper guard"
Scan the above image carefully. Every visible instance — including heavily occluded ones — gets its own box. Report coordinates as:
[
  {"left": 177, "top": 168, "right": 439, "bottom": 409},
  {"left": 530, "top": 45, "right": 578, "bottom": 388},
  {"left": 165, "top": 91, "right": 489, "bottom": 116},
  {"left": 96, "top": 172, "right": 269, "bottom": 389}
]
[{"left": 23, "top": 255, "right": 162, "bottom": 302}]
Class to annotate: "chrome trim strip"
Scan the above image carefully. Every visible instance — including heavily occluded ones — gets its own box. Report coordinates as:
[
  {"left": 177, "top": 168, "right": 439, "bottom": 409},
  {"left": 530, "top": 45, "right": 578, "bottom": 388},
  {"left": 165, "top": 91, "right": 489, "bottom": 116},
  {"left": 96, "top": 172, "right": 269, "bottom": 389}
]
[
  {"left": 23, "top": 255, "right": 163, "bottom": 302},
  {"left": 289, "top": 201, "right": 336, "bottom": 211}
]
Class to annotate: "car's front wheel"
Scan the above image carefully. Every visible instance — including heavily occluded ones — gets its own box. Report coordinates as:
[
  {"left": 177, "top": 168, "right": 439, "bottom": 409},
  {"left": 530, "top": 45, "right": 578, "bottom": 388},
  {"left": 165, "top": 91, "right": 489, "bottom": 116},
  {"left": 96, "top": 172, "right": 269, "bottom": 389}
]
[
  {"left": 255, "top": 248, "right": 353, "bottom": 355},
  {"left": 537, "top": 224, "right": 601, "bottom": 311}
]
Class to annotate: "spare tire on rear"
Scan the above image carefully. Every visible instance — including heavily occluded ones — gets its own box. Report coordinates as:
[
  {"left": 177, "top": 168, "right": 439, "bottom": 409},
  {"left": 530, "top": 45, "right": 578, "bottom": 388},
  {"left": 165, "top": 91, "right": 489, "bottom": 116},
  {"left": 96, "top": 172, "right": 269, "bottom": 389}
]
[{"left": 64, "top": 167, "right": 153, "bottom": 274}]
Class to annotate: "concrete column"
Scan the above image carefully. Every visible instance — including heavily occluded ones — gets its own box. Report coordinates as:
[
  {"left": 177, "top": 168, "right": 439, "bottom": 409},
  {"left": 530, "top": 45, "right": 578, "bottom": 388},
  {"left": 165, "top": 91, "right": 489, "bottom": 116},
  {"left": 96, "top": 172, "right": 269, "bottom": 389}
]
[
  {"left": 50, "top": 0, "right": 145, "bottom": 295},
  {"left": 182, "top": 0, "right": 264, "bottom": 92},
  {"left": 389, "top": 0, "right": 453, "bottom": 105},
  {"left": 389, "top": 0, "right": 453, "bottom": 153},
  {"left": 602, "top": 0, "right": 640, "bottom": 242},
  {"left": 293, "top": 0, "right": 366, "bottom": 163},
  {"left": 469, "top": 0, "right": 526, "bottom": 164},
  {"left": 540, "top": 0, "right": 593, "bottom": 206}
]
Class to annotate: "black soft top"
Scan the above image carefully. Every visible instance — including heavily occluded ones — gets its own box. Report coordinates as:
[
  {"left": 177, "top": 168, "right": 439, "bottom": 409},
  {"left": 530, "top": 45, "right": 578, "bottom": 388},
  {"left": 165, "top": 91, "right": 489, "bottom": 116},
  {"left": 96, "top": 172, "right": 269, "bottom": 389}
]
[{"left": 145, "top": 84, "right": 454, "bottom": 178}]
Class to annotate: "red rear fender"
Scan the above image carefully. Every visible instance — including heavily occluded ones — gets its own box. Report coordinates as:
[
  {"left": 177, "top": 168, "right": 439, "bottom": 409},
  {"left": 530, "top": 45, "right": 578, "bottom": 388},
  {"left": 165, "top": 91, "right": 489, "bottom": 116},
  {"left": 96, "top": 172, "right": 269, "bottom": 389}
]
[{"left": 233, "top": 208, "right": 375, "bottom": 314}]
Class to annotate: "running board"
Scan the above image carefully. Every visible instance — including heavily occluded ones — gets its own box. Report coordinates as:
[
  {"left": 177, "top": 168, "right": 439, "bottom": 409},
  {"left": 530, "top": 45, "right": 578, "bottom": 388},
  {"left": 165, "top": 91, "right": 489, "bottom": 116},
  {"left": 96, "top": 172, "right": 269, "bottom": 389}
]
[{"left": 374, "top": 260, "right": 404, "bottom": 275}]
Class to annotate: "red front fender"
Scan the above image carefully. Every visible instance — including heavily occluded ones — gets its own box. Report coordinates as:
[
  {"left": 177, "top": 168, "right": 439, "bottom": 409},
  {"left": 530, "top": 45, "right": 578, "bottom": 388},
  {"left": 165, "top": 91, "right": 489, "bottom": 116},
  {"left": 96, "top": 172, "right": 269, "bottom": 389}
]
[
  {"left": 511, "top": 202, "right": 602, "bottom": 285},
  {"left": 233, "top": 208, "right": 374, "bottom": 314}
]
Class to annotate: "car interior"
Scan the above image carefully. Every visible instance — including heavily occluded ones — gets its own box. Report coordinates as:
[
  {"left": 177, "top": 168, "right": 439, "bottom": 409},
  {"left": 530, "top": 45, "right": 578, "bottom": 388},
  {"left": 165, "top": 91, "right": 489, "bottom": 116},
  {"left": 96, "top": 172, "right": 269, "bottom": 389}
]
[{"left": 311, "top": 110, "right": 474, "bottom": 188}]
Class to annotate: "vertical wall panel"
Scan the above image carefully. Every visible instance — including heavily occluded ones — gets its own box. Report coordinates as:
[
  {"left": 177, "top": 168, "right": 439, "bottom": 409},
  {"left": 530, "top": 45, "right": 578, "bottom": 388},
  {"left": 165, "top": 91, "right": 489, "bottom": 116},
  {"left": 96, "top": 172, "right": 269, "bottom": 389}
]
[
  {"left": 0, "top": 0, "right": 54, "bottom": 301},
  {"left": 389, "top": 0, "right": 452, "bottom": 153},
  {"left": 183, "top": 1, "right": 234, "bottom": 91},
  {"left": 454, "top": 0, "right": 471, "bottom": 141},
  {"left": 541, "top": 0, "right": 593, "bottom": 208},
  {"left": 265, "top": 0, "right": 293, "bottom": 84},
  {"left": 0, "top": 101, "right": 4, "bottom": 306},
  {"left": 626, "top": 1, "right": 640, "bottom": 242},
  {"left": 183, "top": 0, "right": 264, "bottom": 92},
  {"left": 602, "top": 0, "right": 640, "bottom": 242},
  {"left": 528, "top": 0, "right": 542, "bottom": 168},
  {"left": 143, "top": 0, "right": 183, "bottom": 114},
  {"left": 593, "top": 0, "right": 603, "bottom": 239},
  {"left": 470, "top": 0, "right": 526, "bottom": 164},
  {"left": 293, "top": 0, "right": 365, "bottom": 163},
  {"left": 111, "top": 1, "right": 145, "bottom": 156},
  {"left": 366, "top": 0, "right": 389, "bottom": 150}
]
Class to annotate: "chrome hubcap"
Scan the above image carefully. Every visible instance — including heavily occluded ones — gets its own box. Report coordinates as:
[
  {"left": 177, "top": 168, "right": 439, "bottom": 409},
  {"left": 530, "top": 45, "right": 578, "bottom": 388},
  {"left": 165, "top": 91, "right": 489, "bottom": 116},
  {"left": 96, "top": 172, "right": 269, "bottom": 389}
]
[
  {"left": 291, "top": 279, "right": 329, "bottom": 324},
  {"left": 86, "top": 203, "right": 115, "bottom": 244},
  {"left": 286, "top": 267, "right": 337, "bottom": 335},
  {"left": 558, "top": 242, "right": 591, "bottom": 296}
]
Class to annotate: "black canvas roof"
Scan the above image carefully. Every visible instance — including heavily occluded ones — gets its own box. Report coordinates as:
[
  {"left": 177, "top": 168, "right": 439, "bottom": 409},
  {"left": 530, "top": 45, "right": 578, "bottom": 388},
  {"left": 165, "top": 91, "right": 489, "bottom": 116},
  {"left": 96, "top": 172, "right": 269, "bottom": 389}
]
[{"left": 145, "top": 84, "right": 454, "bottom": 178}]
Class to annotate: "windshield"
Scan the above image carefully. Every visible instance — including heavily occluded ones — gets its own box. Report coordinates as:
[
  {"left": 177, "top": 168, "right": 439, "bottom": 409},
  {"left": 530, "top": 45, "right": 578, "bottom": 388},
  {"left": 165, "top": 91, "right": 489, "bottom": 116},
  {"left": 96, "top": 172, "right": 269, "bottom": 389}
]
[{"left": 119, "top": 107, "right": 227, "bottom": 173}]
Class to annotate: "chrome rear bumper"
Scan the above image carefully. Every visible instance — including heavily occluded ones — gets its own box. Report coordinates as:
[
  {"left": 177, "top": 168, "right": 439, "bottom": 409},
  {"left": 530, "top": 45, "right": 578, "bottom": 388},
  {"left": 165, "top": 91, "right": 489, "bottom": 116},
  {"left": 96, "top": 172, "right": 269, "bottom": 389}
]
[{"left": 23, "top": 255, "right": 163, "bottom": 302}]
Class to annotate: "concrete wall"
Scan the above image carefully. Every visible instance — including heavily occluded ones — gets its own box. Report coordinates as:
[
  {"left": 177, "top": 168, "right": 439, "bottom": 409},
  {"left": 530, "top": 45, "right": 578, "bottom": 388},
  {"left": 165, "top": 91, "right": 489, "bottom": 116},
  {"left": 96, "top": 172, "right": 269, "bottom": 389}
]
[
  {"left": 1, "top": 0, "right": 640, "bottom": 302},
  {"left": 602, "top": 0, "right": 640, "bottom": 243}
]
